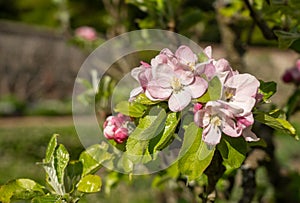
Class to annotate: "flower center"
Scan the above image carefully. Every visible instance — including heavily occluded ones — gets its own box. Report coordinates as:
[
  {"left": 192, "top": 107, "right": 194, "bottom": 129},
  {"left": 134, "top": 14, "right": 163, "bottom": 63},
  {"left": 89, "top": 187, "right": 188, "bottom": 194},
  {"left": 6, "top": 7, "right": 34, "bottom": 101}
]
[
  {"left": 171, "top": 77, "right": 183, "bottom": 92},
  {"left": 187, "top": 62, "right": 195, "bottom": 71},
  {"left": 211, "top": 115, "right": 222, "bottom": 127},
  {"left": 224, "top": 87, "right": 236, "bottom": 102}
]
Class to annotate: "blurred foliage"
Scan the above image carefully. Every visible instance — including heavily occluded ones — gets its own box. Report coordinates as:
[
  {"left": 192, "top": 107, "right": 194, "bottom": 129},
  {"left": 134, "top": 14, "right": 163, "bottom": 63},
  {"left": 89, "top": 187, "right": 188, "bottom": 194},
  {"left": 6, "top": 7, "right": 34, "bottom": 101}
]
[{"left": 0, "top": 0, "right": 299, "bottom": 49}]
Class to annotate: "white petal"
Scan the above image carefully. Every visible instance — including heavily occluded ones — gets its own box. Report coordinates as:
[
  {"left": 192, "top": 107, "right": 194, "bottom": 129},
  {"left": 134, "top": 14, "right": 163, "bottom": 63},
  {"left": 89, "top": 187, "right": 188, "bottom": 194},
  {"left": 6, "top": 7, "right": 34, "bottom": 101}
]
[
  {"left": 203, "top": 124, "right": 222, "bottom": 145},
  {"left": 168, "top": 90, "right": 191, "bottom": 112},
  {"left": 187, "top": 77, "right": 208, "bottom": 98}
]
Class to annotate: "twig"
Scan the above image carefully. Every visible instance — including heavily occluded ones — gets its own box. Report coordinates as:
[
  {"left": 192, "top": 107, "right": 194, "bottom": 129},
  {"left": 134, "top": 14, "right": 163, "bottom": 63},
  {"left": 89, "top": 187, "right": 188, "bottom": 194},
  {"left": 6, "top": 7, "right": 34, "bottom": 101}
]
[{"left": 243, "top": 0, "right": 277, "bottom": 40}]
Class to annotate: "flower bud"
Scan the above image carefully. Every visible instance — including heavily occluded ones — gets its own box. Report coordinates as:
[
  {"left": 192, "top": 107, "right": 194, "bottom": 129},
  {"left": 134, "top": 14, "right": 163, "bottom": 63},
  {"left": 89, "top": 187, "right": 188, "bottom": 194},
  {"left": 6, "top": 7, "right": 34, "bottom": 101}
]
[{"left": 103, "top": 113, "right": 131, "bottom": 143}]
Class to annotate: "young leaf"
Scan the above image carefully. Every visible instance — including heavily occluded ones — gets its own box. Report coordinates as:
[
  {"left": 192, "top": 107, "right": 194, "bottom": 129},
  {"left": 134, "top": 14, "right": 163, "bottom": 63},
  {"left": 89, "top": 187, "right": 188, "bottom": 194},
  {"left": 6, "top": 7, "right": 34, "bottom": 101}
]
[
  {"left": 65, "top": 160, "right": 83, "bottom": 193},
  {"left": 117, "top": 153, "right": 134, "bottom": 173},
  {"left": 178, "top": 123, "right": 215, "bottom": 181},
  {"left": 195, "top": 90, "right": 210, "bottom": 103},
  {"left": 135, "top": 93, "right": 161, "bottom": 105},
  {"left": 274, "top": 30, "right": 300, "bottom": 49},
  {"left": 208, "top": 76, "right": 222, "bottom": 101},
  {"left": 45, "top": 134, "right": 58, "bottom": 163},
  {"left": 114, "top": 101, "right": 147, "bottom": 117},
  {"left": 77, "top": 175, "right": 102, "bottom": 193},
  {"left": 54, "top": 144, "right": 70, "bottom": 184},
  {"left": 42, "top": 135, "right": 65, "bottom": 196},
  {"left": 0, "top": 179, "right": 45, "bottom": 203},
  {"left": 126, "top": 107, "right": 166, "bottom": 163},
  {"left": 258, "top": 80, "right": 277, "bottom": 102},
  {"left": 79, "top": 142, "right": 114, "bottom": 176},
  {"left": 153, "top": 112, "right": 180, "bottom": 152},
  {"left": 129, "top": 107, "right": 166, "bottom": 140},
  {"left": 217, "top": 136, "right": 247, "bottom": 169},
  {"left": 254, "top": 111, "right": 298, "bottom": 139}
]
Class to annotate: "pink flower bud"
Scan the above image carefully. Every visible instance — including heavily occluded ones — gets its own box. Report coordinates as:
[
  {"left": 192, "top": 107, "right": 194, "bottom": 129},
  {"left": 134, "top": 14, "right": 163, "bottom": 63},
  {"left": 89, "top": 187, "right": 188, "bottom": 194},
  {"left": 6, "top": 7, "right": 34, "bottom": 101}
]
[
  {"left": 103, "top": 125, "right": 116, "bottom": 139},
  {"left": 282, "top": 70, "right": 293, "bottom": 83},
  {"left": 75, "top": 26, "right": 98, "bottom": 41},
  {"left": 193, "top": 103, "right": 203, "bottom": 114},
  {"left": 282, "top": 60, "right": 300, "bottom": 85},
  {"left": 103, "top": 113, "right": 131, "bottom": 143},
  {"left": 140, "top": 61, "right": 151, "bottom": 68},
  {"left": 114, "top": 127, "right": 129, "bottom": 144}
]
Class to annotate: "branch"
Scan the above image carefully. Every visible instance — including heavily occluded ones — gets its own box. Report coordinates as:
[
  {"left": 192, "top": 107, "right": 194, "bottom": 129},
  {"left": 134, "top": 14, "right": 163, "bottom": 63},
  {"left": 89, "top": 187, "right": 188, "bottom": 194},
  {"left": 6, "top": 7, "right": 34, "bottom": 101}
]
[{"left": 243, "top": 0, "right": 277, "bottom": 40}]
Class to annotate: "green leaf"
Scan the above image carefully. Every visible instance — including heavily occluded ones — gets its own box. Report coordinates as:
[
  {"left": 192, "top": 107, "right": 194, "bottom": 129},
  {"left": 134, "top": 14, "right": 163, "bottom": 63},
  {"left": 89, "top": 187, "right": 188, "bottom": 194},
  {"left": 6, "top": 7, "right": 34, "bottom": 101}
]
[
  {"left": 54, "top": 144, "right": 69, "bottom": 184},
  {"left": 117, "top": 153, "right": 134, "bottom": 173},
  {"left": 42, "top": 135, "right": 65, "bottom": 196},
  {"left": 77, "top": 175, "right": 102, "bottom": 193},
  {"left": 178, "top": 123, "right": 215, "bottom": 181},
  {"left": 45, "top": 134, "right": 58, "bottom": 163},
  {"left": 195, "top": 90, "right": 210, "bottom": 103},
  {"left": 104, "top": 172, "right": 120, "bottom": 195},
  {"left": 153, "top": 112, "right": 180, "bottom": 152},
  {"left": 114, "top": 101, "right": 147, "bottom": 117},
  {"left": 126, "top": 107, "right": 166, "bottom": 163},
  {"left": 274, "top": 30, "right": 300, "bottom": 49},
  {"left": 31, "top": 195, "right": 62, "bottom": 203},
  {"left": 258, "top": 80, "right": 277, "bottom": 102},
  {"left": 135, "top": 93, "right": 160, "bottom": 105},
  {"left": 65, "top": 160, "right": 83, "bottom": 193},
  {"left": 130, "top": 107, "right": 166, "bottom": 140},
  {"left": 285, "top": 88, "right": 300, "bottom": 119},
  {"left": 208, "top": 76, "right": 222, "bottom": 101},
  {"left": 217, "top": 136, "right": 247, "bottom": 169},
  {"left": 79, "top": 142, "right": 114, "bottom": 176},
  {"left": 0, "top": 179, "right": 45, "bottom": 203},
  {"left": 254, "top": 111, "right": 298, "bottom": 139}
]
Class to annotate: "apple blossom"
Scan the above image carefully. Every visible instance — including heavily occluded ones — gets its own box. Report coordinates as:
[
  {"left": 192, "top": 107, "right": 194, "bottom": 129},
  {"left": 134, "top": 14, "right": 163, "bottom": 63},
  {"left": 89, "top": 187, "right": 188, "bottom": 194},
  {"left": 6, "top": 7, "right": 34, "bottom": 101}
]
[
  {"left": 103, "top": 113, "right": 131, "bottom": 143},
  {"left": 221, "top": 73, "right": 260, "bottom": 115},
  {"left": 147, "top": 64, "right": 208, "bottom": 112},
  {"left": 129, "top": 61, "right": 153, "bottom": 100},
  {"left": 194, "top": 101, "right": 243, "bottom": 145}
]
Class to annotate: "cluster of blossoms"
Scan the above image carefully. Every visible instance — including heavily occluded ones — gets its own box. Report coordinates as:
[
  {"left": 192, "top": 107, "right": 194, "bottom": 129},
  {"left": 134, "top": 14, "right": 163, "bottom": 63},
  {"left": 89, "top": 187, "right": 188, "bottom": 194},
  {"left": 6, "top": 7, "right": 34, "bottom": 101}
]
[
  {"left": 103, "top": 113, "right": 132, "bottom": 143},
  {"left": 282, "top": 59, "right": 300, "bottom": 85},
  {"left": 130, "top": 45, "right": 260, "bottom": 145},
  {"left": 104, "top": 45, "right": 261, "bottom": 146}
]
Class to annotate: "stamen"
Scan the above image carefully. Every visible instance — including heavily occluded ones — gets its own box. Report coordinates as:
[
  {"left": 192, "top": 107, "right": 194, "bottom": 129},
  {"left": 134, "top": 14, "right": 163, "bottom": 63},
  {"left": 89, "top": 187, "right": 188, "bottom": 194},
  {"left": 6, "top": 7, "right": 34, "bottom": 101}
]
[
  {"left": 171, "top": 77, "right": 183, "bottom": 92},
  {"left": 224, "top": 87, "right": 236, "bottom": 102}
]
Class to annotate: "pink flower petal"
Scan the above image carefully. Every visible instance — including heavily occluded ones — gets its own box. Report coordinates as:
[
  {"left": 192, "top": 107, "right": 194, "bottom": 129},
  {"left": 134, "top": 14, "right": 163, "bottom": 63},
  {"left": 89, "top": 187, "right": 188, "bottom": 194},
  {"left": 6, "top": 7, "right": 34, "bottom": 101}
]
[
  {"left": 226, "top": 74, "right": 260, "bottom": 98},
  {"left": 168, "top": 90, "right": 191, "bottom": 112},
  {"left": 147, "top": 80, "right": 172, "bottom": 100},
  {"left": 202, "top": 124, "right": 222, "bottom": 146},
  {"left": 175, "top": 45, "right": 197, "bottom": 66},
  {"left": 203, "top": 46, "right": 212, "bottom": 58},
  {"left": 222, "top": 117, "right": 242, "bottom": 137},
  {"left": 186, "top": 77, "right": 208, "bottom": 98},
  {"left": 129, "top": 87, "right": 143, "bottom": 100}
]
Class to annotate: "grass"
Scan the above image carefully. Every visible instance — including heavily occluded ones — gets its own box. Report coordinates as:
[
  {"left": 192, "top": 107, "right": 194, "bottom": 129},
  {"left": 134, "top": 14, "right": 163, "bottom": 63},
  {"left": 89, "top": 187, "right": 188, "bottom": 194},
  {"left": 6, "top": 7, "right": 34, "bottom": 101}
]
[
  {"left": 0, "top": 125, "right": 83, "bottom": 185},
  {"left": 0, "top": 121, "right": 158, "bottom": 203},
  {"left": 1, "top": 118, "right": 300, "bottom": 202}
]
